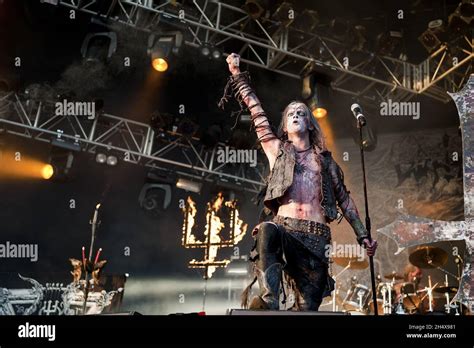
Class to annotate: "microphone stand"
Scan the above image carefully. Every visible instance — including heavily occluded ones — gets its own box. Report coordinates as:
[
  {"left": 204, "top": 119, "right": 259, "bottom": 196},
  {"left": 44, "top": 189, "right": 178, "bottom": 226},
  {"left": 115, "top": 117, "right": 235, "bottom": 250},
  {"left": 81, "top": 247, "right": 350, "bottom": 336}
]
[{"left": 357, "top": 119, "right": 378, "bottom": 316}]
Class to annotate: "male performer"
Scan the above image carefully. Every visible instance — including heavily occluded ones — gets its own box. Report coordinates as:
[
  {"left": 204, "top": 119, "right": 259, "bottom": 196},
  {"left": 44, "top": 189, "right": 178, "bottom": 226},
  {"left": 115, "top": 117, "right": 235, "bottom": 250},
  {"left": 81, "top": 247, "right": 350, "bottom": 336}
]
[{"left": 223, "top": 53, "right": 377, "bottom": 311}]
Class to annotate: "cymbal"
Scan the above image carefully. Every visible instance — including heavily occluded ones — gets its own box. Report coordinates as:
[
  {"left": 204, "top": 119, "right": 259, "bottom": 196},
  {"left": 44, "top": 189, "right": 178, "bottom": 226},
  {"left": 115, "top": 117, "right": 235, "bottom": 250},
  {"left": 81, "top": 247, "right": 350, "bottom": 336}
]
[
  {"left": 384, "top": 271, "right": 404, "bottom": 280},
  {"left": 332, "top": 257, "right": 369, "bottom": 269},
  {"left": 433, "top": 286, "right": 458, "bottom": 294},
  {"left": 409, "top": 246, "right": 448, "bottom": 269}
]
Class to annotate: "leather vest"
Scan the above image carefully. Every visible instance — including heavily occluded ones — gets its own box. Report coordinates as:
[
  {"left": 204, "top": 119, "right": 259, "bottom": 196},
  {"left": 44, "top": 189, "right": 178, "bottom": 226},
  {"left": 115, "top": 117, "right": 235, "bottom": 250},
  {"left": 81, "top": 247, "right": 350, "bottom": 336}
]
[{"left": 264, "top": 141, "right": 341, "bottom": 221}]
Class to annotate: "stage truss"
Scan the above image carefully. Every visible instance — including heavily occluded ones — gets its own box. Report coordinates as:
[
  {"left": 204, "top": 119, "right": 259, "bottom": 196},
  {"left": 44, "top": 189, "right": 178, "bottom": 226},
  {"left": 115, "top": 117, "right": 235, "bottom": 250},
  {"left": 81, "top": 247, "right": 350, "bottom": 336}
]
[
  {"left": 0, "top": 92, "right": 267, "bottom": 193},
  {"left": 43, "top": 0, "right": 473, "bottom": 104}
]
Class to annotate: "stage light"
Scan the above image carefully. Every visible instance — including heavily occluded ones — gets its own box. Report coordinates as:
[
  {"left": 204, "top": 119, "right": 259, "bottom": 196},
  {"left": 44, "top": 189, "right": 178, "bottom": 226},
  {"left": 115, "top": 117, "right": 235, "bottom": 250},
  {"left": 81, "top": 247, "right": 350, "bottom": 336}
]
[
  {"left": 41, "top": 164, "right": 54, "bottom": 180},
  {"left": 176, "top": 178, "right": 202, "bottom": 193},
  {"left": 48, "top": 146, "right": 75, "bottom": 182},
  {"left": 243, "top": 0, "right": 267, "bottom": 19},
  {"left": 152, "top": 57, "right": 169, "bottom": 72},
  {"left": 147, "top": 32, "right": 183, "bottom": 73},
  {"left": 375, "top": 30, "right": 403, "bottom": 56},
  {"left": 295, "top": 9, "right": 319, "bottom": 32},
  {"left": 106, "top": 155, "right": 118, "bottom": 166},
  {"left": 309, "top": 103, "right": 328, "bottom": 119},
  {"left": 81, "top": 32, "right": 117, "bottom": 63},
  {"left": 138, "top": 170, "right": 174, "bottom": 216},
  {"left": 95, "top": 152, "right": 118, "bottom": 166},
  {"left": 211, "top": 47, "right": 222, "bottom": 60},
  {"left": 272, "top": 2, "right": 294, "bottom": 27},
  {"left": 418, "top": 20, "right": 445, "bottom": 53},
  {"left": 200, "top": 44, "right": 211, "bottom": 57},
  {"left": 96, "top": 153, "right": 107, "bottom": 164},
  {"left": 302, "top": 73, "right": 329, "bottom": 119},
  {"left": 459, "top": 1, "right": 474, "bottom": 18}
]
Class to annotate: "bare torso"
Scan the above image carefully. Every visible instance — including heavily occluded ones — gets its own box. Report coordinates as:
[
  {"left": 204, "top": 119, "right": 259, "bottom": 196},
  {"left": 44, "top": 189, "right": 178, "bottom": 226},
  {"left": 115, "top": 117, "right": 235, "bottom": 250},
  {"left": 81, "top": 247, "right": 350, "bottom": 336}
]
[{"left": 276, "top": 149, "right": 326, "bottom": 224}]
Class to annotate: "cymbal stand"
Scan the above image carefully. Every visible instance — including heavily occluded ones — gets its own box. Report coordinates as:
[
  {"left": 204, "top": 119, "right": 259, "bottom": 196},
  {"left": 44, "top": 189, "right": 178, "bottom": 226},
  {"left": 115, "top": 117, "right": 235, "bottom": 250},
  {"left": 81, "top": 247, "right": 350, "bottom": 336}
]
[{"left": 332, "top": 262, "right": 352, "bottom": 312}]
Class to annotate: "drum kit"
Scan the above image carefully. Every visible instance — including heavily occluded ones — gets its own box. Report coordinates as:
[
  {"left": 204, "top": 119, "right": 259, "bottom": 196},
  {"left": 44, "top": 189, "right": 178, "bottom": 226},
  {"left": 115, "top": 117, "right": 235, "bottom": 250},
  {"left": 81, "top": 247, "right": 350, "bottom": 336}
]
[{"left": 326, "top": 245, "right": 469, "bottom": 315}]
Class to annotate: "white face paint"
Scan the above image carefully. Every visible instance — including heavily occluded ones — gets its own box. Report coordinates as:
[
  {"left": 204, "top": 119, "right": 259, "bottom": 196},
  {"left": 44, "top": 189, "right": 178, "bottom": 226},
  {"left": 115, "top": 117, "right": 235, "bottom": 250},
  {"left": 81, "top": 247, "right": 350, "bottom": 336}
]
[{"left": 285, "top": 103, "right": 310, "bottom": 135}]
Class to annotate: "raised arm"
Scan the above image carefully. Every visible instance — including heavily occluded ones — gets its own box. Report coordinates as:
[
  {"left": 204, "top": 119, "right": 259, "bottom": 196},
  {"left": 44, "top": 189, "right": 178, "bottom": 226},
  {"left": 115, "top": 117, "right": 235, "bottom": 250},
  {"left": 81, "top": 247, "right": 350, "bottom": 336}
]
[{"left": 226, "top": 53, "right": 280, "bottom": 168}]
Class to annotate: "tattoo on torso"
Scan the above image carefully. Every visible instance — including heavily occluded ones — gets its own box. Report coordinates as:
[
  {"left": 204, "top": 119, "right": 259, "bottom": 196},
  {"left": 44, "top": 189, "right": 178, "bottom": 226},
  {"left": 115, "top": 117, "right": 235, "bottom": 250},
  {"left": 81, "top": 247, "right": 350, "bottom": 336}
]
[{"left": 277, "top": 151, "right": 325, "bottom": 222}]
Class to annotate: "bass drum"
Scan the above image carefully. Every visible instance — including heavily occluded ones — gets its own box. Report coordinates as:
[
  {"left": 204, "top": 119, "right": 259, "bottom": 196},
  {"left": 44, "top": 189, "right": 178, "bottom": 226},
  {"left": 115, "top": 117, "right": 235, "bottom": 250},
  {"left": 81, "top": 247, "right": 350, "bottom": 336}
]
[{"left": 400, "top": 282, "right": 420, "bottom": 313}]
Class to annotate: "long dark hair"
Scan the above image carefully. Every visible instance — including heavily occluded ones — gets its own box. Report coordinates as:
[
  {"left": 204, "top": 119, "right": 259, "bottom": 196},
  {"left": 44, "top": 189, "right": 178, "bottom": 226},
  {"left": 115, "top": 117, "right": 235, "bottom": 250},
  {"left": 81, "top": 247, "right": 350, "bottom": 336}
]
[{"left": 277, "top": 101, "right": 326, "bottom": 151}]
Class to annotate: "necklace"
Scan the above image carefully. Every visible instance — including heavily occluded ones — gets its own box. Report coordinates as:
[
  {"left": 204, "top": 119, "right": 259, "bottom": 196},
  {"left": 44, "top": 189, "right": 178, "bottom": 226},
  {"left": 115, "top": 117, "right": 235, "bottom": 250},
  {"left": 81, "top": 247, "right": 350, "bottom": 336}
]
[{"left": 296, "top": 146, "right": 312, "bottom": 153}]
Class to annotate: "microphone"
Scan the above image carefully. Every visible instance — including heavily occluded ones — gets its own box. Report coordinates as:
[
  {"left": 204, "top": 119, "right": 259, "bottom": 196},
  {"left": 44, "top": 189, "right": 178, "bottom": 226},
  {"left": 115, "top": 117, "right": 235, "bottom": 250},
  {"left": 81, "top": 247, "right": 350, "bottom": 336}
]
[{"left": 351, "top": 103, "right": 366, "bottom": 126}]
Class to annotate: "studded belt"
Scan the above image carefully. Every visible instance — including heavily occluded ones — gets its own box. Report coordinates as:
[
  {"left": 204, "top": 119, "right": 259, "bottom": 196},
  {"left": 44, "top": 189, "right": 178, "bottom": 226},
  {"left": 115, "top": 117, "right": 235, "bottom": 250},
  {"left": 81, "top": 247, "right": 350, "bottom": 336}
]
[{"left": 273, "top": 215, "right": 331, "bottom": 239}]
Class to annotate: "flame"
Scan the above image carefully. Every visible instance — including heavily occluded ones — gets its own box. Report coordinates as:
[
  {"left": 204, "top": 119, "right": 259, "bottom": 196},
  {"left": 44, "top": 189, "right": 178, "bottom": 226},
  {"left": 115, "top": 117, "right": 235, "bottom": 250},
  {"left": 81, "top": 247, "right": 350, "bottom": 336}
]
[
  {"left": 182, "top": 196, "right": 201, "bottom": 245},
  {"left": 212, "top": 192, "right": 224, "bottom": 212},
  {"left": 225, "top": 200, "right": 248, "bottom": 244},
  {"left": 204, "top": 201, "right": 226, "bottom": 278}
]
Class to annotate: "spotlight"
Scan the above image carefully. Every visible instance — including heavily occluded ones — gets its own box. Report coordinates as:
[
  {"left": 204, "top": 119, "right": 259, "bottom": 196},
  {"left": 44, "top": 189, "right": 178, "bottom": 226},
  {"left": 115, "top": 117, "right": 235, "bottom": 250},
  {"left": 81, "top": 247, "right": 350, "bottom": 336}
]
[
  {"left": 152, "top": 57, "right": 168, "bottom": 72},
  {"left": 138, "top": 170, "right": 174, "bottom": 215},
  {"left": 295, "top": 9, "right": 319, "bottom": 32},
  {"left": 459, "top": 1, "right": 474, "bottom": 18},
  {"left": 176, "top": 178, "right": 202, "bottom": 193},
  {"left": 48, "top": 146, "right": 75, "bottom": 182},
  {"left": 418, "top": 20, "right": 445, "bottom": 53},
  {"left": 242, "top": 0, "right": 268, "bottom": 19},
  {"left": 200, "top": 44, "right": 211, "bottom": 57},
  {"left": 81, "top": 32, "right": 117, "bottom": 63},
  {"left": 272, "top": 2, "right": 294, "bottom": 27},
  {"left": 41, "top": 164, "right": 54, "bottom": 180},
  {"left": 139, "top": 172, "right": 173, "bottom": 216},
  {"left": 375, "top": 30, "right": 403, "bottom": 56},
  {"left": 96, "top": 153, "right": 107, "bottom": 164},
  {"left": 211, "top": 47, "right": 222, "bottom": 60},
  {"left": 147, "top": 32, "right": 183, "bottom": 73},
  {"left": 200, "top": 44, "right": 222, "bottom": 60},
  {"left": 302, "top": 74, "right": 329, "bottom": 119},
  {"left": 106, "top": 155, "right": 118, "bottom": 166},
  {"left": 95, "top": 151, "right": 118, "bottom": 166}
]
